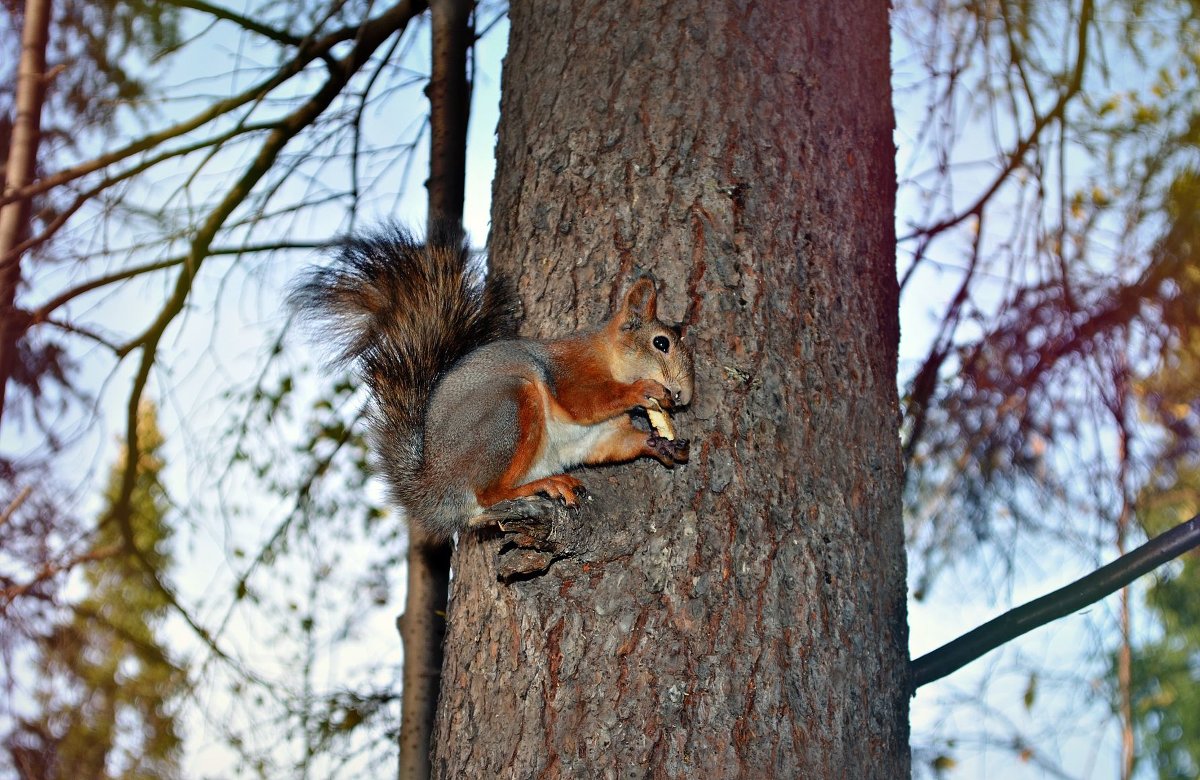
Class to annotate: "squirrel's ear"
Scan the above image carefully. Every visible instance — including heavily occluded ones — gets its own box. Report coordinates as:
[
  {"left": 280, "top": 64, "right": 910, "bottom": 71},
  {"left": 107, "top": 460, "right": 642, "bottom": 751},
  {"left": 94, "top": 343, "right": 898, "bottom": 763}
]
[{"left": 619, "top": 275, "right": 658, "bottom": 329}]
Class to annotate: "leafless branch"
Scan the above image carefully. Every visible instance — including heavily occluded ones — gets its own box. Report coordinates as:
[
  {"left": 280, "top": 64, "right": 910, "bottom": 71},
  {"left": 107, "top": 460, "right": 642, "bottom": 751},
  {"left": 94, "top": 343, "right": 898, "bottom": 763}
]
[
  {"left": 31, "top": 241, "right": 329, "bottom": 321},
  {"left": 163, "top": 0, "right": 304, "bottom": 46},
  {"left": 0, "top": 486, "right": 33, "bottom": 526},
  {"left": 899, "top": 0, "right": 1094, "bottom": 246},
  {"left": 0, "top": 11, "right": 391, "bottom": 211},
  {"left": 911, "top": 512, "right": 1200, "bottom": 691},
  {"left": 0, "top": 544, "right": 121, "bottom": 608},
  {"left": 101, "top": 0, "right": 429, "bottom": 681}
]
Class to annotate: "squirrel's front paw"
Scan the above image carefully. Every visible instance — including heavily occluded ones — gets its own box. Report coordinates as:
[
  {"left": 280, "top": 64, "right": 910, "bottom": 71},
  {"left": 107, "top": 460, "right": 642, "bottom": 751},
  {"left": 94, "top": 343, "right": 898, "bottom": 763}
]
[
  {"left": 648, "top": 435, "right": 690, "bottom": 465},
  {"left": 633, "top": 378, "right": 673, "bottom": 410}
]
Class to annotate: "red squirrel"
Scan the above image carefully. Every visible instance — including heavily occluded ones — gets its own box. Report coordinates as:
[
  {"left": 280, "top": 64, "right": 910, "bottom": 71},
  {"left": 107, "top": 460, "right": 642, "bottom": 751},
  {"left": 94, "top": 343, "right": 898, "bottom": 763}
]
[{"left": 291, "top": 223, "right": 694, "bottom": 539}]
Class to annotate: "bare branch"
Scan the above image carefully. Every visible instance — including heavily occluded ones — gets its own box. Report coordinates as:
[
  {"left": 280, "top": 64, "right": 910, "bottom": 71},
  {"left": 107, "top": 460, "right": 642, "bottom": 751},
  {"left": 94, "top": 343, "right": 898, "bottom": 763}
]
[
  {"left": 103, "top": 0, "right": 429, "bottom": 678},
  {"left": 163, "top": 0, "right": 303, "bottom": 46},
  {"left": 0, "top": 486, "right": 33, "bottom": 526},
  {"left": 0, "top": 544, "right": 121, "bottom": 608},
  {"left": 898, "top": 0, "right": 1094, "bottom": 245},
  {"left": 910, "top": 512, "right": 1200, "bottom": 691},
  {"left": 5, "top": 120, "right": 294, "bottom": 267},
  {"left": 902, "top": 213, "right": 983, "bottom": 465},
  {"left": 43, "top": 317, "right": 122, "bottom": 352},
  {"left": 0, "top": 11, "right": 391, "bottom": 210},
  {"left": 31, "top": 241, "right": 329, "bottom": 321}
]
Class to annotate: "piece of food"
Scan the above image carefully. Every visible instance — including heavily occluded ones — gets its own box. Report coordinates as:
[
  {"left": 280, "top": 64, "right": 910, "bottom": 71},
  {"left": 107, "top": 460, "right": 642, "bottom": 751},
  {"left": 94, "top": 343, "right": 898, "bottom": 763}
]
[{"left": 645, "top": 399, "right": 676, "bottom": 441}]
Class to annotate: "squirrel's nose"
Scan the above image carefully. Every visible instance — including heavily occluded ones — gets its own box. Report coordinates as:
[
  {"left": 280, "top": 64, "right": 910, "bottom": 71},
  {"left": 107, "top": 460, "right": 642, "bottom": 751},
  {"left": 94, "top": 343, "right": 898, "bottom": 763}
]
[
  {"left": 676, "top": 381, "right": 696, "bottom": 408},
  {"left": 670, "top": 377, "right": 693, "bottom": 408}
]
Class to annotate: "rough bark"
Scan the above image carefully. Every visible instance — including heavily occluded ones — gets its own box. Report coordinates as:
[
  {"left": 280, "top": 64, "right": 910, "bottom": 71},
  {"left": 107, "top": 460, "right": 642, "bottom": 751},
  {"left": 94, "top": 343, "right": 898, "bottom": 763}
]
[
  {"left": 0, "top": 0, "right": 52, "bottom": 432},
  {"left": 434, "top": 1, "right": 907, "bottom": 777},
  {"left": 398, "top": 2, "right": 475, "bottom": 777}
]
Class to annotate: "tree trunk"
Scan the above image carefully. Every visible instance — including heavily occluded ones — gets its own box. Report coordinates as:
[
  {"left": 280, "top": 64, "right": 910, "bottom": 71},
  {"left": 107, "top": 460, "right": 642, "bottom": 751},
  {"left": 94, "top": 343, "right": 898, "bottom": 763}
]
[
  {"left": 398, "top": 535, "right": 451, "bottom": 780},
  {"left": 0, "top": 0, "right": 52, "bottom": 432},
  {"left": 425, "top": 0, "right": 473, "bottom": 226},
  {"left": 434, "top": 1, "right": 907, "bottom": 776},
  {"left": 398, "top": 2, "right": 474, "bottom": 778}
]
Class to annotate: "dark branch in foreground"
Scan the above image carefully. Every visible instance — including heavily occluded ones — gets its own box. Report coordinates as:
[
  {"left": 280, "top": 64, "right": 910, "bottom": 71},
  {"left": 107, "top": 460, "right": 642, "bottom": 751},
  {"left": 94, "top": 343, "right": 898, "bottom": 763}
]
[{"left": 910, "top": 513, "right": 1200, "bottom": 692}]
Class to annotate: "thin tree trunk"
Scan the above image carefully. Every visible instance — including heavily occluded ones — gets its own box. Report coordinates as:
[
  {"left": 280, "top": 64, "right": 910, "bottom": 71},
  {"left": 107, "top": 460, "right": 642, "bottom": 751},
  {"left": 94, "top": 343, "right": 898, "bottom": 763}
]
[
  {"left": 426, "top": 0, "right": 472, "bottom": 226},
  {"left": 0, "top": 0, "right": 53, "bottom": 432},
  {"left": 1118, "top": 561, "right": 1134, "bottom": 780},
  {"left": 398, "top": 536, "right": 451, "bottom": 780},
  {"left": 1115, "top": 380, "right": 1135, "bottom": 780},
  {"left": 433, "top": 1, "right": 908, "bottom": 777},
  {"left": 398, "top": 2, "right": 474, "bottom": 778}
]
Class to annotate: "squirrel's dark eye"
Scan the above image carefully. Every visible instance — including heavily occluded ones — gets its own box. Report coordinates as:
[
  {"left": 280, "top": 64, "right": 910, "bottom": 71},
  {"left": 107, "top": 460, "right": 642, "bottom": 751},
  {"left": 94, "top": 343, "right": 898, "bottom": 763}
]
[{"left": 652, "top": 335, "right": 670, "bottom": 353}]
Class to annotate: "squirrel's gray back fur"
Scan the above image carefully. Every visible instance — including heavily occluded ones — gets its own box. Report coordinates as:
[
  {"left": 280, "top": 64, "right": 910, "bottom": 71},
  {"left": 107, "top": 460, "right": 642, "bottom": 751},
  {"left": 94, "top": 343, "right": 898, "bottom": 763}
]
[{"left": 289, "top": 223, "right": 517, "bottom": 534}]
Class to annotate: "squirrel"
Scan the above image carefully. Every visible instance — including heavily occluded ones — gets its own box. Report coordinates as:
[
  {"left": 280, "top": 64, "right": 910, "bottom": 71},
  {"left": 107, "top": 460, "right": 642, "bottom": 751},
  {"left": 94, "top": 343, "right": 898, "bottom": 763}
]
[{"left": 290, "top": 223, "right": 694, "bottom": 540}]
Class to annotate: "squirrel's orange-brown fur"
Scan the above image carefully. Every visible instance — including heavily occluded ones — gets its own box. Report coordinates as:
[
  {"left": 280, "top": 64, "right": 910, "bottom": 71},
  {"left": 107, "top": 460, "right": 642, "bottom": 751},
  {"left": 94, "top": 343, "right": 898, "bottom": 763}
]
[{"left": 291, "top": 224, "right": 694, "bottom": 539}]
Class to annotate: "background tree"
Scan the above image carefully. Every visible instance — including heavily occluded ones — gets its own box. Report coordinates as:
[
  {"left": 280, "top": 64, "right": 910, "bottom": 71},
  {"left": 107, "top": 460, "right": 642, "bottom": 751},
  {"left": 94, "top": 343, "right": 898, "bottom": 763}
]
[
  {"left": 0, "top": 0, "right": 181, "bottom": 431},
  {"left": 0, "top": 1, "right": 462, "bottom": 774},
  {"left": 1127, "top": 321, "right": 1200, "bottom": 780},
  {"left": 0, "top": 0, "right": 52, "bottom": 425},
  {"left": 895, "top": 0, "right": 1200, "bottom": 774},
  {"left": 7, "top": 403, "right": 183, "bottom": 779}
]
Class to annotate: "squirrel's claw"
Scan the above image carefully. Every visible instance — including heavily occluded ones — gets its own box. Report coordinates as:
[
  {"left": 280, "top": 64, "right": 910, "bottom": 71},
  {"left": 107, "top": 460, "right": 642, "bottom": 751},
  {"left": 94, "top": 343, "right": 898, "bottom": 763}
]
[
  {"left": 472, "top": 495, "right": 558, "bottom": 531},
  {"left": 536, "top": 474, "right": 584, "bottom": 506},
  {"left": 633, "top": 378, "right": 674, "bottom": 410}
]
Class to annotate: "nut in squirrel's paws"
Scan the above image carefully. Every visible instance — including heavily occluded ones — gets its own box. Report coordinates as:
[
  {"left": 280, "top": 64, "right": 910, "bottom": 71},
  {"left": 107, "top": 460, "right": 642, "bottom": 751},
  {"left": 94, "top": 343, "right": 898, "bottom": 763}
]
[{"left": 645, "top": 398, "right": 676, "bottom": 441}]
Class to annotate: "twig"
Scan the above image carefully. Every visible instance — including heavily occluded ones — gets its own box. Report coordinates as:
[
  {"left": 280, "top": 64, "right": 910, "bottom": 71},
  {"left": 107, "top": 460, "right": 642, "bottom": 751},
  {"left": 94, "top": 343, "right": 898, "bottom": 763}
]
[
  {"left": 103, "top": 0, "right": 429, "bottom": 681},
  {"left": 0, "top": 486, "right": 33, "bottom": 526},
  {"left": 31, "top": 241, "right": 328, "bottom": 320},
  {"left": 0, "top": 544, "right": 122, "bottom": 607},
  {"left": 0, "top": 11, "right": 388, "bottom": 210},
  {"left": 164, "top": 0, "right": 303, "bottom": 46},
  {"left": 898, "top": 0, "right": 1094, "bottom": 245}
]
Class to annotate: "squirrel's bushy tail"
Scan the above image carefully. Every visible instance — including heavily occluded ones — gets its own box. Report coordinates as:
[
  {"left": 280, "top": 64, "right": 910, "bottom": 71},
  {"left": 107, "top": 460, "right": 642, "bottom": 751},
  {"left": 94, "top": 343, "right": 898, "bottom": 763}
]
[{"left": 289, "top": 222, "right": 517, "bottom": 514}]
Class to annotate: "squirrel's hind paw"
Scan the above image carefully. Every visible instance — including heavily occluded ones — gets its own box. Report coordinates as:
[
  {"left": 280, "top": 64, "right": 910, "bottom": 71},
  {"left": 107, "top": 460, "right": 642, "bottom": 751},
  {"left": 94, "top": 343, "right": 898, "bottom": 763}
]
[{"left": 472, "top": 494, "right": 562, "bottom": 533}]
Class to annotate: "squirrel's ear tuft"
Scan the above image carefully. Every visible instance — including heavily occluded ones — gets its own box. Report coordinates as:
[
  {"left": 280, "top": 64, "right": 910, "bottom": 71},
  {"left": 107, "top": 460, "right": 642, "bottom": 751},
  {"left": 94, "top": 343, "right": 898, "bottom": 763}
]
[{"left": 619, "top": 275, "right": 658, "bottom": 329}]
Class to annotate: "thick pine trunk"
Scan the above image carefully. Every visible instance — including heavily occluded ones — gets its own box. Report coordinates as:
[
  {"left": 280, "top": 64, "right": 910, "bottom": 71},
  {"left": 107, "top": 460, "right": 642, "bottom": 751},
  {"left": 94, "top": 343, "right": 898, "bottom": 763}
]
[{"left": 434, "top": 1, "right": 907, "bottom": 776}]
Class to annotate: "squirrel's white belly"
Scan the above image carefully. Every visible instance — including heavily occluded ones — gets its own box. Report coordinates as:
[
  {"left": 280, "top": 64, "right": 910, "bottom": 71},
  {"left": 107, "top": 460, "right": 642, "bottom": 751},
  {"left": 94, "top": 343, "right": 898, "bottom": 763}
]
[{"left": 526, "top": 418, "right": 607, "bottom": 480}]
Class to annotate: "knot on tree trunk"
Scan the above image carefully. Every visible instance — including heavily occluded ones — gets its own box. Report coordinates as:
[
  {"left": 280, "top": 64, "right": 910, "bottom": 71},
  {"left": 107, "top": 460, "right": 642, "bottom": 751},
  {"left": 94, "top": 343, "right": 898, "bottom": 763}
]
[{"left": 477, "top": 494, "right": 604, "bottom": 581}]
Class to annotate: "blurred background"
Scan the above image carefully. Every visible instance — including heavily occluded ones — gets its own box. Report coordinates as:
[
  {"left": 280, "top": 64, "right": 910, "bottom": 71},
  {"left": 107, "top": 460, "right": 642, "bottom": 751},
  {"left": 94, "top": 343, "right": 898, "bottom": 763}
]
[{"left": 0, "top": 1, "right": 1197, "bottom": 777}]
